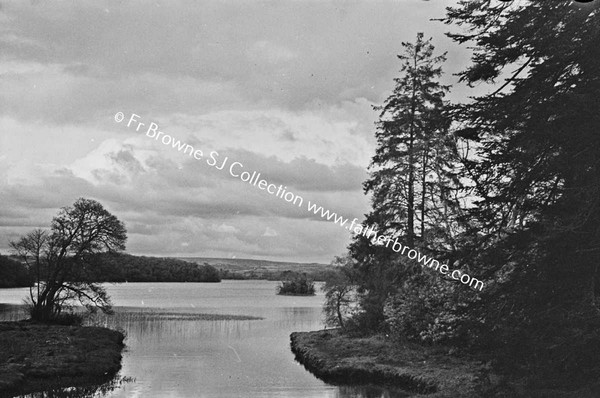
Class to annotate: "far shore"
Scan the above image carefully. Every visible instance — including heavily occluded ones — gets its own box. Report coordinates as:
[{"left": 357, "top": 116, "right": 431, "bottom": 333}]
[{"left": 277, "top": 292, "right": 316, "bottom": 296}]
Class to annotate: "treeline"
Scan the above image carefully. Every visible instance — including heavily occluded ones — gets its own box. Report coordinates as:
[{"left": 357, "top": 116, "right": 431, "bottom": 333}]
[
  {"left": 0, "top": 254, "right": 32, "bottom": 288},
  {"left": 219, "top": 268, "right": 331, "bottom": 282},
  {"left": 0, "top": 252, "right": 223, "bottom": 286},
  {"left": 85, "top": 252, "right": 221, "bottom": 283}
]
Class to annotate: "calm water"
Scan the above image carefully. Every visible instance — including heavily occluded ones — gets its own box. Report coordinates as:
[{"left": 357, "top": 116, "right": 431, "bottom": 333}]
[{"left": 0, "top": 281, "right": 408, "bottom": 398}]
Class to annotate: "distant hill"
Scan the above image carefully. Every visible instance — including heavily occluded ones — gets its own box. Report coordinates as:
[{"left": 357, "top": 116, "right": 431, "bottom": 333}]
[{"left": 177, "top": 257, "right": 334, "bottom": 281}]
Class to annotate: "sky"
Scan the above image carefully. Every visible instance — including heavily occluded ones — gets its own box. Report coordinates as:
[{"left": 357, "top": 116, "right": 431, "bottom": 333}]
[{"left": 0, "top": 0, "right": 479, "bottom": 263}]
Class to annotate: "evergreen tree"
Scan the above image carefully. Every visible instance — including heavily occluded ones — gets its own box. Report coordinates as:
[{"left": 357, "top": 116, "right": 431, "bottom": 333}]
[
  {"left": 366, "top": 32, "right": 454, "bottom": 246},
  {"left": 348, "top": 33, "right": 460, "bottom": 331},
  {"left": 445, "top": 0, "right": 600, "bottom": 380}
]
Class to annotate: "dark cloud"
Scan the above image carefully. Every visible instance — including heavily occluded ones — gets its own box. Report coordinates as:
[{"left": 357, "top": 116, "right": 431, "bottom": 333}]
[{"left": 0, "top": 0, "right": 466, "bottom": 125}]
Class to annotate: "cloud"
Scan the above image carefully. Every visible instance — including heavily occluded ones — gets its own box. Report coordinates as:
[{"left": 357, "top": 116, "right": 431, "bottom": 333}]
[
  {"left": 248, "top": 40, "right": 298, "bottom": 64},
  {"left": 0, "top": 0, "right": 469, "bottom": 123},
  {"left": 0, "top": 0, "right": 477, "bottom": 262},
  {"left": 0, "top": 129, "right": 370, "bottom": 261},
  {"left": 164, "top": 106, "right": 376, "bottom": 166}
]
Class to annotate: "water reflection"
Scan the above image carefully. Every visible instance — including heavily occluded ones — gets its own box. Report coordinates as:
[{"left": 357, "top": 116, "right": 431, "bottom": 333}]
[
  {"left": 336, "top": 385, "right": 410, "bottom": 398},
  {"left": 14, "top": 376, "right": 134, "bottom": 398},
  {"left": 1, "top": 282, "right": 409, "bottom": 398}
]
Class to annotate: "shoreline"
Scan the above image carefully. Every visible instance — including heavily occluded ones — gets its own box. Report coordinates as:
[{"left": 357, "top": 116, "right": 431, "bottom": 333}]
[
  {"left": 290, "top": 329, "right": 484, "bottom": 397},
  {"left": 0, "top": 321, "right": 125, "bottom": 396},
  {"left": 277, "top": 292, "right": 316, "bottom": 296}
]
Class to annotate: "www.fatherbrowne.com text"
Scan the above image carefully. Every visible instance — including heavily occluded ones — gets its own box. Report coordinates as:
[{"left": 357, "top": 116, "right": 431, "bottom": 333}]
[{"left": 115, "top": 112, "right": 484, "bottom": 291}]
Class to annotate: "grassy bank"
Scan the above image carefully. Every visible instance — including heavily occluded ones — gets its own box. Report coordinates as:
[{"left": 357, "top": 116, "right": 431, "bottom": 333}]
[
  {"left": 0, "top": 321, "right": 125, "bottom": 397},
  {"left": 290, "top": 330, "right": 600, "bottom": 397},
  {"left": 290, "top": 329, "right": 487, "bottom": 397}
]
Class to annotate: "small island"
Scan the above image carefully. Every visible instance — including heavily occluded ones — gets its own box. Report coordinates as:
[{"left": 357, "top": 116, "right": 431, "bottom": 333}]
[{"left": 277, "top": 272, "right": 316, "bottom": 296}]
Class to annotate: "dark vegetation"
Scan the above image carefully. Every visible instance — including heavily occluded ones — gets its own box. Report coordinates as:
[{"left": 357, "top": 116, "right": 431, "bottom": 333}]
[
  {"left": 277, "top": 272, "right": 315, "bottom": 295},
  {"left": 291, "top": 329, "right": 485, "bottom": 397},
  {"left": 1, "top": 199, "right": 128, "bottom": 395},
  {"left": 86, "top": 252, "right": 221, "bottom": 283},
  {"left": 0, "top": 255, "right": 32, "bottom": 288},
  {"left": 313, "top": 2, "right": 600, "bottom": 396},
  {"left": 0, "top": 251, "right": 222, "bottom": 287},
  {"left": 291, "top": 329, "right": 600, "bottom": 398},
  {"left": 321, "top": 258, "right": 355, "bottom": 330},
  {"left": 0, "top": 321, "right": 125, "bottom": 397},
  {"left": 0, "top": 251, "right": 327, "bottom": 286},
  {"left": 10, "top": 199, "right": 126, "bottom": 322}
]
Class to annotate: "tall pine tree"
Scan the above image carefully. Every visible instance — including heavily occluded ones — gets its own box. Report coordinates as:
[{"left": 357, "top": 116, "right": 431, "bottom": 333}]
[
  {"left": 348, "top": 33, "right": 461, "bottom": 331},
  {"left": 366, "top": 32, "right": 455, "bottom": 247}
]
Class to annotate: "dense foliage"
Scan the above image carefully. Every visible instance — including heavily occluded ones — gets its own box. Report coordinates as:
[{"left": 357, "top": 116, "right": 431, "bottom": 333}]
[
  {"left": 443, "top": 0, "right": 600, "bottom": 382},
  {"left": 86, "top": 252, "right": 221, "bottom": 283},
  {"left": 340, "top": 33, "right": 463, "bottom": 336},
  {"left": 277, "top": 272, "right": 315, "bottom": 295},
  {"left": 0, "top": 254, "right": 32, "bottom": 288},
  {"left": 325, "top": 0, "right": 600, "bottom": 390}
]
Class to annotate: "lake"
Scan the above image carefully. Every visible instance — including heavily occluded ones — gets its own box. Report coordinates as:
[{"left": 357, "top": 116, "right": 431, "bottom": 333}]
[{"left": 0, "top": 280, "right": 408, "bottom": 398}]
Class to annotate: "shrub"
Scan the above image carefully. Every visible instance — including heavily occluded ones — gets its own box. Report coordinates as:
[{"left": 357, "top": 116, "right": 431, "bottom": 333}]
[
  {"left": 28, "top": 304, "right": 84, "bottom": 326},
  {"left": 384, "top": 274, "right": 471, "bottom": 345},
  {"left": 322, "top": 268, "right": 356, "bottom": 330}
]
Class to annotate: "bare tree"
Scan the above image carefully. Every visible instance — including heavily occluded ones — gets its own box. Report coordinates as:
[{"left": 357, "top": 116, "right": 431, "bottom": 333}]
[
  {"left": 10, "top": 198, "right": 127, "bottom": 322},
  {"left": 10, "top": 228, "right": 48, "bottom": 307}
]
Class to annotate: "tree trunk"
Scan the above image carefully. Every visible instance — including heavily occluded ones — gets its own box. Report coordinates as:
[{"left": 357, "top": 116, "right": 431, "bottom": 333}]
[
  {"left": 420, "top": 143, "right": 429, "bottom": 240},
  {"left": 336, "top": 293, "right": 345, "bottom": 330},
  {"left": 406, "top": 53, "right": 418, "bottom": 247}
]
